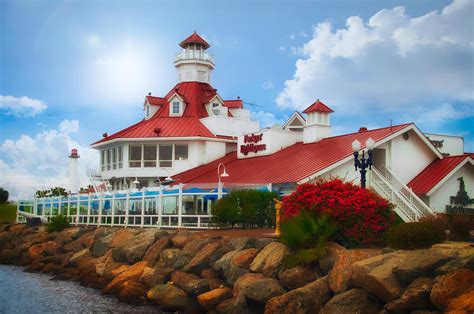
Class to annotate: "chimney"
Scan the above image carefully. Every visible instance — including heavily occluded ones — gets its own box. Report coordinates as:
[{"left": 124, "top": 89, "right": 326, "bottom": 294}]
[{"left": 359, "top": 127, "right": 368, "bottom": 133}]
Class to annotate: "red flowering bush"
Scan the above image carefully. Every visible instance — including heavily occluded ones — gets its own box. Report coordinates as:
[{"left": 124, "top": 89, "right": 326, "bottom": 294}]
[{"left": 282, "top": 178, "right": 394, "bottom": 247}]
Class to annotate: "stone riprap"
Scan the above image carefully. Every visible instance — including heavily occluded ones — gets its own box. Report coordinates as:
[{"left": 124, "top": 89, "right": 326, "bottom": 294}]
[{"left": 0, "top": 223, "right": 473, "bottom": 313}]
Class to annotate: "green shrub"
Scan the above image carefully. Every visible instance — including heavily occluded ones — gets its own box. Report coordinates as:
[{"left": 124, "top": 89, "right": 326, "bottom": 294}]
[
  {"left": 211, "top": 189, "right": 279, "bottom": 228},
  {"left": 280, "top": 211, "right": 336, "bottom": 267},
  {"left": 46, "top": 214, "right": 70, "bottom": 233},
  {"left": 386, "top": 221, "right": 445, "bottom": 250}
]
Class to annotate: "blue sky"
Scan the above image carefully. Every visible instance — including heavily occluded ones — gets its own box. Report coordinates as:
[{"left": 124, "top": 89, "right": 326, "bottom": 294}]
[{"left": 0, "top": 0, "right": 473, "bottom": 199}]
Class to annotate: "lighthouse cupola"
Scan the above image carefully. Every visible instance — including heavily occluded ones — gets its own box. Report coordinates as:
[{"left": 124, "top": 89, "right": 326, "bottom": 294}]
[
  {"left": 174, "top": 31, "right": 215, "bottom": 83},
  {"left": 302, "top": 99, "right": 334, "bottom": 143}
]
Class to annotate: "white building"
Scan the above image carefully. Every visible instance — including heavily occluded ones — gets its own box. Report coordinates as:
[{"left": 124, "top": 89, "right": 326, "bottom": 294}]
[{"left": 91, "top": 32, "right": 473, "bottom": 222}]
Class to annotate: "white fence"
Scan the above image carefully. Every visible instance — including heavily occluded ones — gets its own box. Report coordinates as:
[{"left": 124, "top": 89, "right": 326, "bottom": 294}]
[{"left": 17, "top": 186, "right": 226, "bottom": 229}]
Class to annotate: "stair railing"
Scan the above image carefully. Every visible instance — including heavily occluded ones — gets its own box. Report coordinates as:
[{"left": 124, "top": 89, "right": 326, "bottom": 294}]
[{"left": 377, "top": 167, "right": 434, "bottom": 217}]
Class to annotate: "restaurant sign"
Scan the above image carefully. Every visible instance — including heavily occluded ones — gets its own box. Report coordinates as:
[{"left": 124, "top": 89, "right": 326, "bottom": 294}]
[{"left": 240, "top": 133, "right": 266, "bottom": 155}]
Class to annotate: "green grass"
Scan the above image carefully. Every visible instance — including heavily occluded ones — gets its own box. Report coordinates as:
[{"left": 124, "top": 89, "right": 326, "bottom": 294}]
[{"left": 0, "top": 204, "right": 17, "bottom": 223}]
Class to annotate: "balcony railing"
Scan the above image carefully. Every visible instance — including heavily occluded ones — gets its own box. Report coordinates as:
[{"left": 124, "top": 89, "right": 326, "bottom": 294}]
[{"left": 175, "top": 51, "right": 214, "bottom": 63}]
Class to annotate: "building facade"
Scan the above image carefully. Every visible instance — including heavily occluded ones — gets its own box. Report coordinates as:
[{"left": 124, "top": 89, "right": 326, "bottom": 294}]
[{"left": 90, "top": 32, "right": 473, "bottom": 222}]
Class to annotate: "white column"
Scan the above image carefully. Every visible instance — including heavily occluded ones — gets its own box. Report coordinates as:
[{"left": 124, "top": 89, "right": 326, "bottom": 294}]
[
  {"left": 125, "top": 191, "right": 129, "bottom": 227},
  {"left": 140, "top": 190, "right": 145, "bottom": 228},
  {"left": 158, "top": 187, "right": 163, "bottom": 228},
  {"left": 178, "top": 184, "right": 183, "bottom": 227},
  {"left": 75, "top": 197, "right": 80, "bottom": 225},
  {"left": 86, "top": 194, "right": 91, "bottom": 226},
  {"left": 111, "top": 193, "right": 115, "bottom": 227}
]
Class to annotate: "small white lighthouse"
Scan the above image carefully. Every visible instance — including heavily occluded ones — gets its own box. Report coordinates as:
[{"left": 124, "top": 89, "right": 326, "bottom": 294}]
[{"left": 68, "top": 148, "right": 80, "bottom": 194}]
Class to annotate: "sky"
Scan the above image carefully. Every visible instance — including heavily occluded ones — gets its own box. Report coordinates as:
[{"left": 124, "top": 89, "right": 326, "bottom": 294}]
[{"left": 0, "top": 0, "right": 473, "bottom": 199}]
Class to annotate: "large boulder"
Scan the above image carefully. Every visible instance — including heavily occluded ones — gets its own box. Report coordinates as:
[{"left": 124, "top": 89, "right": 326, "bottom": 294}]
[
  {"left": 232, "top": 248, "right": 259, "bottom": 269},
  {"left": 446, "top": 290, "right": 474, "bottom": 313},
  {"left": 214, "top": 249, "right": 249, "bottom": 285},
  {"left": 318, "top": 242, "right": 347, "bottom": 274},
  {"left": 352, "top": 252, "right": 404, "bottom": 302},
  {"left": 392, "top": 249, "right": 458, "bottom": 283},
  {"left": 91, "top": 233, "right": 115, "bottom": 257},
  {"left": 0, "top": 247, "right": 22, "bottom": 264},
  {"left": 244, "top": 278, "right": 286, "bottom": 304},
  {"left": 174, "top": 238, "right": 212, "bottom": 269},
  {"left": 197, "top": 287, "right": 233, "bottom": 311},
  {"left": 69, "top": 248, "right": 90, "bottom": 266},
  {"left": 118, "top": 280, "right": 149, "bottom": 305},
  {"left": 142, "top": 267, "right": 174, "bottom": 288},
  {"left": 430, "top": 268, "right": 474, "bottom": 310},
  {"left": 249, "top": 242, "right": 289, "bottom": 278},
  {"left": 157, "top": 248, "right": 180, "bottom": 268},
  {"left": 384, "top": 277, "right": 434, "bottom": 312},
  {"left": 143, "top": 236, "right": 171, "bottom": 265},
  {"left": 328, "top": 248, "right": 381, "bottom": 293},
  {"left": 64, "top": 231, "right": 95, "bottom": 252},
  {"left": 264, "top": 276, "right": 331, "bottom": 314},
  {"left": 183, "top": 241, "right": 224, "bottom": 273},
  {"left": 28, "top": 241, "right": 60, "bottom": 260},
  {"left": 320, "top": 288, "right": 380, "bottom": 314},
  {"left": 278, "top": 265, "right": 317, "bottom": 290},
  {"left": 147, "top": 283, "right": 199, "bottom": 311},
  {"left": 112, "top": 229, "right": 157, "bottom": 264},
  {"left": 171, "top": 231, "right": 195, "bottom": 248},
  {"left": 171, "top": 271, "right": 210, "bottom": 295},
  {"left": 102, "top": 261, "right": 150, "bottom": 294}
]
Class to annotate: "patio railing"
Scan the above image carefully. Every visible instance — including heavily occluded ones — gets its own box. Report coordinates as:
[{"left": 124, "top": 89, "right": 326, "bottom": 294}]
[{"left": 17, "top": 186, "right": 225, "bottom": 229}]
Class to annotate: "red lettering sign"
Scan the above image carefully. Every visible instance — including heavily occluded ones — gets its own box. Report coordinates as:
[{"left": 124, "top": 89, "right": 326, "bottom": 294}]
[{"left": 240, "top": 134, "right": 266, "bottom": 155}]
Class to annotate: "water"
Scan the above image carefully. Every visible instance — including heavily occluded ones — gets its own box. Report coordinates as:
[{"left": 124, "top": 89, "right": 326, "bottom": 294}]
[{"left": 0, "top": 265, "right": 159, "bottom": 314}]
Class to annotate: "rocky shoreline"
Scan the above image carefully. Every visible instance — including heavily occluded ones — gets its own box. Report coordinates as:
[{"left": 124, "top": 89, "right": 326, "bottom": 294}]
[{"left": 0, "top": 223, "right": 473, "bottom": 313}]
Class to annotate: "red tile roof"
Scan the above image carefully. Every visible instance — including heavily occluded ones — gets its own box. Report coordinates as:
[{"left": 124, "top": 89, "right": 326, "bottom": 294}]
[
  {"left": 223, "top": 99, "right": 243, "bottom": 109},
  {"left": 408, "top": 154, "right": 473, "bottom": 195},
  {"left": 179, "top": 32, "right": 210, "bottom": 49},
  {"left": 303, "top": 100, "right": 334, "bottom": 114},
  {"left": 93, "top": 82, "right": 230, "bottom": 145},
  {"left": 174, "top": 123, "right": 413, "bottom": 185},
  {"left": 146, "top": 96, "right": 166, "bottom": 106}
]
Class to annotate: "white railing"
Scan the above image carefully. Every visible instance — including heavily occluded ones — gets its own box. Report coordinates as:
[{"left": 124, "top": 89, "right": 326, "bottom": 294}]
[
  {"left": 371, "top": 166, "right": 434, "bottom": 222},
  {"left": 16, "top": 187, "right": 225, "bottom": 229},
  {"left": 175, "top": 51, "right": 214, "bottom": 63}
]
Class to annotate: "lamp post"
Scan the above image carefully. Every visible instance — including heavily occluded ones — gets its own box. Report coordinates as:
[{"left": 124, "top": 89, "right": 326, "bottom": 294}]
[
  {"left": 217, "top": 163, "right": 229, "bottom": 199},
  {"left": 154, "top": 169, "right": 174, "bottom": 187},
  {"left": 352, "top": 137, "right": 375, "bottom": 189}
]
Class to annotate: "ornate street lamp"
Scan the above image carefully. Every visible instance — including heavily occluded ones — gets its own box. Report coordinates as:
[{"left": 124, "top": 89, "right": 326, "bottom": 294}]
[
  {"left": 217, "top": 163, "right": 229, "bottom": 199},
  {"left": 352, "top": 137, "right": 375, "bottom": 188}
]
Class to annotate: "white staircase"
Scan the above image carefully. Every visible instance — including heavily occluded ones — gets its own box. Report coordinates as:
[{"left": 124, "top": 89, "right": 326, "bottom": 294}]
[{"left": 370, "top": 166, "right": 434, "bottom": 222}]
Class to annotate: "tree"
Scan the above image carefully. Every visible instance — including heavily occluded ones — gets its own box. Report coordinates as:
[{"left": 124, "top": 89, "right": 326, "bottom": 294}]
[
  {"left": 35, "top": 187, "right": 68, "bottom": 198},
  {"left": 0, "top": 188, "right": 9, "bottom": 204}
]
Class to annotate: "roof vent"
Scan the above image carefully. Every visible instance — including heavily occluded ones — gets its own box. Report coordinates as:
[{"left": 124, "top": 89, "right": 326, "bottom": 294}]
[
  {"left": 154, "top": 127, "right": 161, "bottom": 135},
  {"left": 358, "top": 127, "right": 368, "bottom": 133},
  {"left": 102, "top": 132, "right": 108, "bottom": 138},
  {"left": 148, "top": 92, "right": 152, "bottom": 96}
]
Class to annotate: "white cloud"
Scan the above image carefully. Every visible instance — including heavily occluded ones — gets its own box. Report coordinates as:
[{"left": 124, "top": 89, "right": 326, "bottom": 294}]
[
  {"left": 415, "top": 103, "right": 473, "bottom": 123},
  {"left": 0, "top": 119, "right": 98, "bottom": 200},
  {"left": 87, "top": 34, "right": 101, "bottom": 47},
  {"left": 59, "top": 119, "right": 80, "bottom": 134},
  {"left": 0, "top": 95, "right": 47, "bottom": 117},
  {"left": 277, "top": 0, "right": 474, "bottom": 118},
  {"left": 252, "top": 111, "right": 285, "bottom": 128},
  {"left": 262, "top": 80, "right": 274, "bottom": 90}
]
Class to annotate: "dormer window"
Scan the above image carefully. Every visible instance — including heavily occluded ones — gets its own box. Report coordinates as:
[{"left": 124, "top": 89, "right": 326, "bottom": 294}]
[
  {"left": 146, "top": 105, "right": 150, "bottom": 118},
  {"left": 212, "top": 103, "right": 219, "bottom": 108},
  {"left": 172, "top": 102, "right": 180, "bottom": 114}
]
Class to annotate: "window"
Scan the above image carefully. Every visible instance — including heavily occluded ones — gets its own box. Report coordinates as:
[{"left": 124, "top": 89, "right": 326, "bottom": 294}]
[
  {"left": 106, "top": 150, "right": 111, "bottom": 170},
  {"left": 146, "top": 105, "right": 150, "bottom": 118},
  {"left": 112, "top": 148, "right": 117, "bottom": 170},
  {"left": 172, "top": 102, "right": 180, "bottom": 114},
  {"left": 159, "top": 144, "right": 173, "bottom": 167},
  {"left": 174, "top": 144, "right": 188, "bottom": 160},
  {"left": 143, "top": 145, "right": 157, "bottom": 167},
  {"left": 129, "top": 145, "right": 142, "bottom": 168},
  {"left": 101, "top": 151, "right": 106, "bottom": 171},
  {"left": 212, "top": 103, "right": 219, "bottom": 108},
  {"left": 118, "top": 146, "right": 123, "bottom": 168}
]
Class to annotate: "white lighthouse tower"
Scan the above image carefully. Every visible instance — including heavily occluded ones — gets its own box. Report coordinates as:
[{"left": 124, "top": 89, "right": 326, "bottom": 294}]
[
  {"left": 174, "top": 31, "right": 214, "bottom": 83},
  {"left": 68, "top": 148, "right": 80, "bottom": 194}
]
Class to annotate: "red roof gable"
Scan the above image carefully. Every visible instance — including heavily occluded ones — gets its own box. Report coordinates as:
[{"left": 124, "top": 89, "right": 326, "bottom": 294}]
[
  {"left": 146, "top": 96, "right": 166, "bottom": 106},
  {"left": 303, "top": 100, "right": 334, "bottom": 114},
  {"left": 155, "top": 82, "right": 216, "bottom": 118},
  {"left": 179, "top": 32, "right": 210, "bottom": 49},
  {"left": 408, "top": 154, "right": 473, "bottom": 195},
  {"left": 174, "top": 123, "right": 412, "bottom": 185},
  {"left": 223, "top": 99, "right": 243, "bottom": 109}
]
